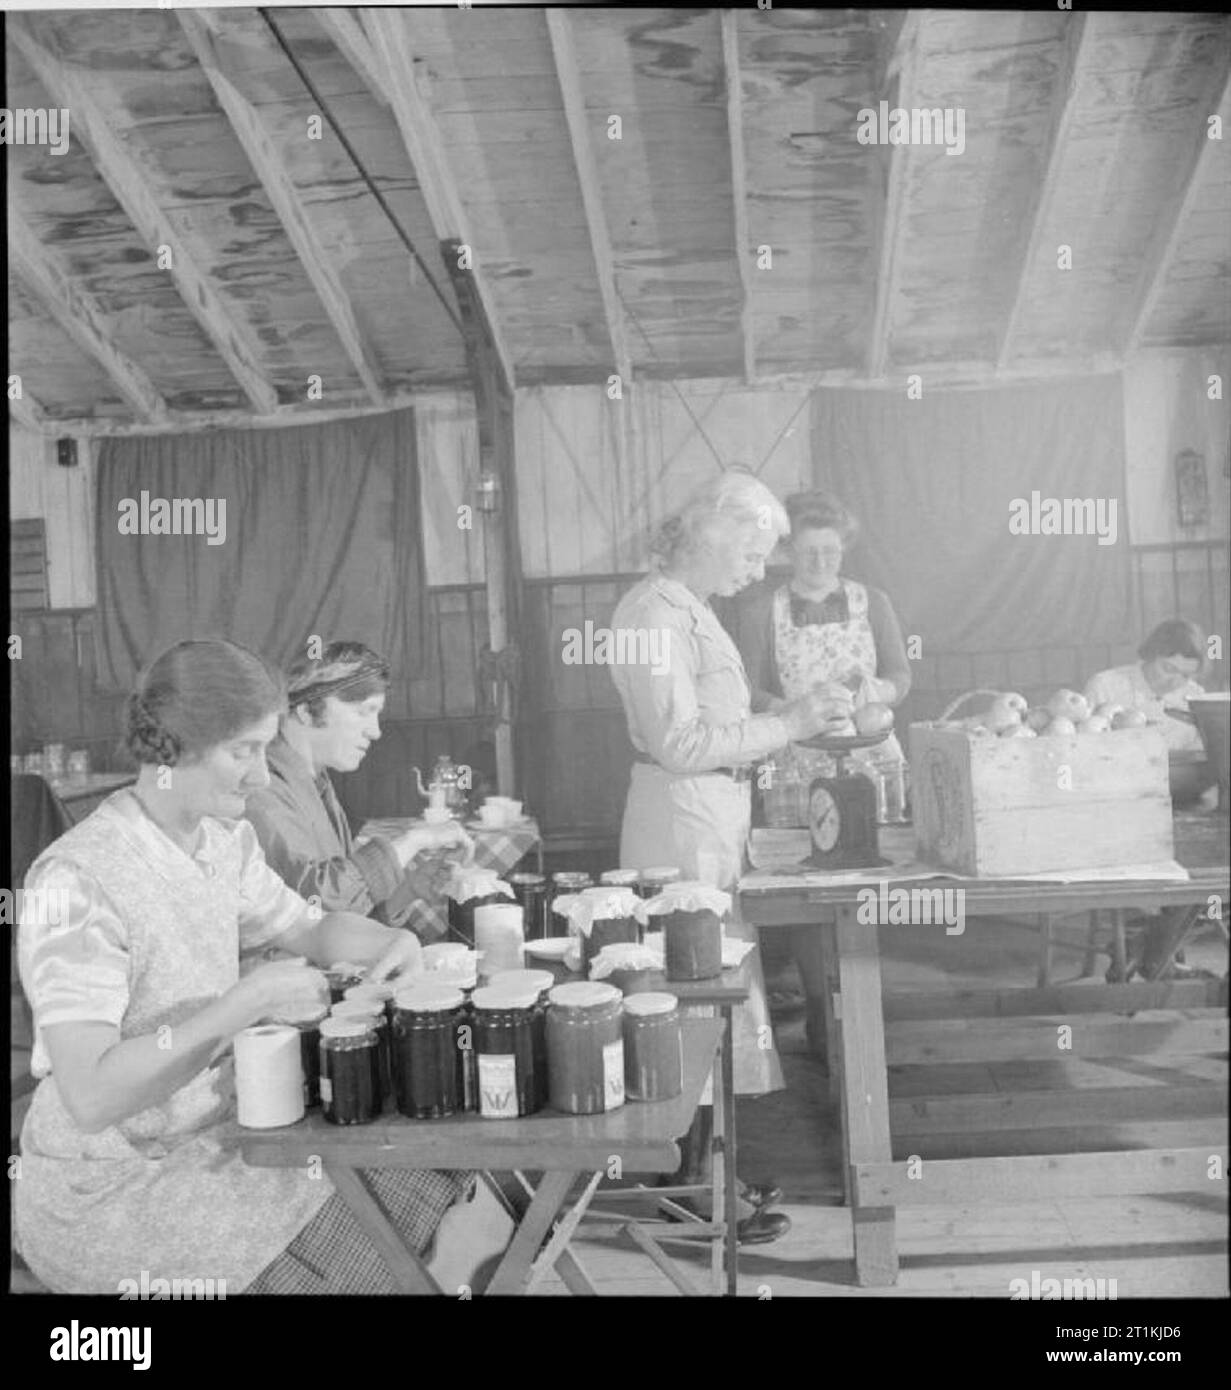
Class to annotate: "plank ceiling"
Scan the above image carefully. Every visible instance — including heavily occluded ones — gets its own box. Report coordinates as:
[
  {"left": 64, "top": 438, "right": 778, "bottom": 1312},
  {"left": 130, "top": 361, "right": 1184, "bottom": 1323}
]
[{"left": 5, "top": 6, "right": 1230, "bottom": 433}]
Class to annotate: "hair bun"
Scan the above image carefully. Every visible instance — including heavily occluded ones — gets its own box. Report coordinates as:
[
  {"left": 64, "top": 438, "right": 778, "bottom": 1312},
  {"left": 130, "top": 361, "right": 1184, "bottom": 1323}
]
[{"left": 124, "top": 693, "right": 182, "bottom": 766}]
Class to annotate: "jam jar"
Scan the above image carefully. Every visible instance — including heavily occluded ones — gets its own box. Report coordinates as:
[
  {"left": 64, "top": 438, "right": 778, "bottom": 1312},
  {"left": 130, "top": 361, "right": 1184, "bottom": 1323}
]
[
  {"left": 331, "top": 999, "right": 391, "bottom": 1107},
  {"left": 392, "top": 986, "right": 466, "bottom": 1119},
  {"left": 599, "top": 869, "right": 641, "bottom": 890},
  {"left": 471, "top": 984, "right": 542, "bottom": 1118},
  {"left": 635, "top": 866, "right": 681, "bottom": 901},
  {"left": 487, "top": 970, "right": 553, "bottom": 1110},
  {"left": 344, "top": 980, "right": 396, "bottom": 1024},
  {"left": 549, "top": 872, "right": 592, "bottom": 936},
  {"left": 546, "top": 981, "right": 625, "bottom": 1115},
  {"left": 318, "top": 1017, "right": 382, "bottom": 1125},
  {"left": 508, "top": 871, "right": 550, "bottom": 940},
  {"left": 448, "top": 889, "right": 511, "bottom": 948},
  {"left": 271, "top": 1000, "right": 330, "bottom": 1109},
  {"left": 574, "top": 893, "right": 643, "bottom": 970},
  {"left": 623, "top": 993, "right": 683, "bottom": 1102},
  {"left": 663, "top": 908, "right": 723, "bottom": 981}
]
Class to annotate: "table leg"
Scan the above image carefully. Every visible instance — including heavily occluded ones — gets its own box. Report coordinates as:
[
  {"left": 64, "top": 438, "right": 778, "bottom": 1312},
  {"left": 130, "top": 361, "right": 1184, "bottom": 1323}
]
[
  {"left": 485, "top": 1169, "right": 577, "bottom": 1295},
  {"left": 326, "top": 1165, "right": 441, "bottom": 1294},
  {"left": 1037, "top": 913, "right": 1054, "bottom": 988},
  {"left": 820, "top": 918, "right": 842, "bottom": 1102},
  {"left": 525, "top": 1171, "right": 603, "bottom": 1295},
  {"left": 713, "top": 1003, "right": 738, "bottom": 1295},
  {"left": 834, "top": 904, "right": 898, "bottom": 1287}
]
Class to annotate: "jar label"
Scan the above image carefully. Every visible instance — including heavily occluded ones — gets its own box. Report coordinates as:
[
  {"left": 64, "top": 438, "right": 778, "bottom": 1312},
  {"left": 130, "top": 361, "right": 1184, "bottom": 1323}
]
[
  {"left": 478, "top": 1054, "right": 518, "bottom": 1118},
  {"left": 319, "top": 1075, "right": 333, "bottom": 1104},
  {"left": 602, "top": 1040, "right": 625, "bottom": 1110}
]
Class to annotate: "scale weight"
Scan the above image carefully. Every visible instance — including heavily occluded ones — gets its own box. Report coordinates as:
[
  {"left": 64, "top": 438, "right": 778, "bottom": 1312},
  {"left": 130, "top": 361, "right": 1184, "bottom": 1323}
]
[{"left": 800, "top": 731, "right": 893, "bottom": 870}]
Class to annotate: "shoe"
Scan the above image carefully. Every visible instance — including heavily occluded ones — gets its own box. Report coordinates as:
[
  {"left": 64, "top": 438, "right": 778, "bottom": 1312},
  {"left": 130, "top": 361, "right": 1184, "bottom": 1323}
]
[
  {"left": 736, "top": 1210, "right": 791, "bottom": 1246},
  {"left": 739, "top": 1180, "right": 783, "bottom": 1210}
]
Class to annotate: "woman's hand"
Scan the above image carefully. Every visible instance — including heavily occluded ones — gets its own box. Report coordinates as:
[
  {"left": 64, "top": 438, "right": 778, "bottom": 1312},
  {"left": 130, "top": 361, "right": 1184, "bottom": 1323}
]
[
  {"left": 228, "top": 959, "right": 330, "bottom": 1027},
  {"left": 394, "top": 820, "right": 474, "bottom": 868},
  {"left": 366, "top": 930, "right": 424, "bottom": 984},
  {"left": 781, "top": 687, "right": 854, "bottom": 741}
]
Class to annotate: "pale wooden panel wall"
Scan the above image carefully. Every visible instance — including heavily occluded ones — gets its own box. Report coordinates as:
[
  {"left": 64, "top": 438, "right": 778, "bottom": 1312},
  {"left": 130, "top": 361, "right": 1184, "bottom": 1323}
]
[
  {"left": 1124, "top": 347, "right": 1231, "bottom": 545},
  {"left": 8, "top": 425, "right": 96, "bottom": 609},
  {"left": 513, "top": 379, "right": 817, "bottom": 578}
]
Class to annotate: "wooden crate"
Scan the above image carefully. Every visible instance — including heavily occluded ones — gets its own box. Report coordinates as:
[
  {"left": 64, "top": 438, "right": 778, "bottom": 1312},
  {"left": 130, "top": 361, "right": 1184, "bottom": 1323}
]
[{"left": 908, "top": 724, "right": 1173, "bottom": 876}]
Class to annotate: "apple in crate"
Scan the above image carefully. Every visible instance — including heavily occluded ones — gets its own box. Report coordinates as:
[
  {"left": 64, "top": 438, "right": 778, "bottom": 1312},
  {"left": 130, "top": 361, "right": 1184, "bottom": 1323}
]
[
  {"left": 1077, "top": 715, "right": 1111, "bottom": 734},
  {"left": 1093, "top": 703, "right": 1124, "bottom": 724},
  {"left": 1024, "top": 707, "right": 1052, "bottom": 733},
  {"left": 999, "top": 723, "right": 1037, "bottom": 739},
  {"left": 985, "top": 692, "right": 1027, "bottom": 733},
  {"left": 1046, "top": 715, "right": 1078, "bottom": 736},
  {"left": 1046, "top": 689, "right": 1091, "bottom": 724},
  {"left": 1112, "top": 709, "right": 1148, "bottom": 730}
]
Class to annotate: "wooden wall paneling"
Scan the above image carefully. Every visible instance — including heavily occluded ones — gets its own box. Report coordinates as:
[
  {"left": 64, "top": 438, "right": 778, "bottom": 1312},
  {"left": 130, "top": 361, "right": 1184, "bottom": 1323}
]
[
  {"left": 416, "top": 392, "right": 484, "bottom": 587},
  {"left": 434, "top": 589, "right": 480, "bottom": 717}
]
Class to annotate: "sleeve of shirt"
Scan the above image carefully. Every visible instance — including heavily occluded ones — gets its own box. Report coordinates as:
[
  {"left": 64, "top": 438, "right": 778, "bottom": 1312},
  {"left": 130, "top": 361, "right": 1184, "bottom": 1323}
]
[
  {"left": 19, "top": 857, "right": 131, "bottom": 1050},
  {"left": 866, "top": 586, "right": 913, "bottom": 702},
  {"left": 243, "top": 791, "right": 387, "bottom": 919},
  {"left": 235, "top": 820, "right": 313, "bottom": 953},
  {"left": 618, "top": 603, "right": 791, "bottom": 773}
]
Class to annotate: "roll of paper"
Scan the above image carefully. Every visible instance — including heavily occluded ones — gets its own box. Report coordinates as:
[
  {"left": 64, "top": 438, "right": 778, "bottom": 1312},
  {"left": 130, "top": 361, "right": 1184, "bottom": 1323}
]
[
  {"left": 235, "top": 1024, "right": 305, "bottom": 1129},
  {"left": 474, "top": 903, "right": 525, "bottom": 979}
]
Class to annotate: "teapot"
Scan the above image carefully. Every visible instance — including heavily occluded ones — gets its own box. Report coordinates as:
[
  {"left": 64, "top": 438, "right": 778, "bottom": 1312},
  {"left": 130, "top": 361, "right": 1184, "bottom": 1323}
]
[{"left": 412, "top": 755, "right": 467, "bottom": 817}]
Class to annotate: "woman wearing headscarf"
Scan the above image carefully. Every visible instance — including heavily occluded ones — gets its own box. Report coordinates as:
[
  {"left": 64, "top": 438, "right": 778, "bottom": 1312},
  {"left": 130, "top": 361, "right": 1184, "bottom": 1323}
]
[
  {"left": 609, "top": 469, "right": 853, "bottom": 1243},
  {"left": 244, "top": 641, "right": 472, "bottom": 942}
]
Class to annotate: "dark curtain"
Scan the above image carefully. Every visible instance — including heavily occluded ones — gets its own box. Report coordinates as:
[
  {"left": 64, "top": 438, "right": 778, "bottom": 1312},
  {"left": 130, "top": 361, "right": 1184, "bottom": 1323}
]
[
  {"left": 808, "top": 376, "right": 1133, "bottom": 653},
  {"left": 94, "top": 408, "right": 427, "bottom": 718}
]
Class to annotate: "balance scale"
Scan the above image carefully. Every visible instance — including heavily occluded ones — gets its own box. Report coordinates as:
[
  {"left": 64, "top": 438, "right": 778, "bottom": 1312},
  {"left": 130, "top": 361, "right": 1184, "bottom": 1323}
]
[{"left": 801, "top": 731, "right": 892, "bottom": 870}]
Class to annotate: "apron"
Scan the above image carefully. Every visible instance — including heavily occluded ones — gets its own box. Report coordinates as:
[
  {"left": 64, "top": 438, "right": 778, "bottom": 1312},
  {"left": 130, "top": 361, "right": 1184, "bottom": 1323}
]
[
  {"left": 15, "top": 801, "right": 331, "bottom": 1293},
  {"left": 618, "top": 591, "right": 784, "bottom": 1097},
  {"left": 772, "top": 580, "right": 904, "bottom": 782}
]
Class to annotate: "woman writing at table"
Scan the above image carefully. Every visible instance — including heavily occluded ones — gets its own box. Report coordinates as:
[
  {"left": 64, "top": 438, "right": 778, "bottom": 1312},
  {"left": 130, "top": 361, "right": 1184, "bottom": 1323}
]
[
  {"left": 727, "top": 491, "right": 912, "bottom": 1048},
  {"left": 15, "top": 639, "right": 497, "bottom": 1294},
  {"left": 245, "top": 641, "right": 471, "bottom": 943},
  {"left": 610, "top": 469, "right": 852, "bottom": 1244}
]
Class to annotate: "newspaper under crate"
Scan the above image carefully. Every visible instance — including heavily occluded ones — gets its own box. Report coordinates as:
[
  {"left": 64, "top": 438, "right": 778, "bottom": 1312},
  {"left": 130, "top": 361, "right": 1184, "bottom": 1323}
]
[{"left": 908, "top": 723, "right": 1174, "bottom": 877}]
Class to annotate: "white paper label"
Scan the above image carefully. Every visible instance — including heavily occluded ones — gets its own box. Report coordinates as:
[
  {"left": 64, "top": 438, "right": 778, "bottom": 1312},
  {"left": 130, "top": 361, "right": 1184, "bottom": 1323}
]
[
  {"left": 602, "top": 1040, "right": 625, "bottom": 1110},
  {"left": 319, "top": 1075, "right": 333, "bottom": 1104},
  {"left": 478, "top": 1054, "right": 518, "bottom": 1118}
]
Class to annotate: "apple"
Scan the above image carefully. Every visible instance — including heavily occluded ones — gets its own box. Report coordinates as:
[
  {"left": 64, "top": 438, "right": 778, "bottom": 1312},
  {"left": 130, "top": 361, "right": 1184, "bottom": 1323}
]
[
  {"left": 1093, "top": 702, "right": 1124, "bottom": 724},
  {"left": 985, "top": 692, "right": 1028, "bottom": 733},
  {"left": 1024, "top": 707, "right": 1052, "bottom": 732},
  {"left": 999, "top": 723, "right": 1037, "bottom": 739},
  {"left": 1112, "top": 709, "right": 1148, "bottom": 730},
  {"left": 1046, "top": 715, "right": 1077, "bottom": 736},
  {"left": 1077, "top": 715, "right": 1110, "bottom": 735},
  {"left": 1046, "top": 689, "right": 1091, "bottom": 724},
  {"left": 853, "top": 702, "right": 895, "bottom": 735}
]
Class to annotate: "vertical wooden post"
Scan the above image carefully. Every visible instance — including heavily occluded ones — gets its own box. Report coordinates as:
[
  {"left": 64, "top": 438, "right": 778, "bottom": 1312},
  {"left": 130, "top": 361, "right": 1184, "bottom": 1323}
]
[{"left": 443, "top": 241, "right": 522, "bottom": 795}]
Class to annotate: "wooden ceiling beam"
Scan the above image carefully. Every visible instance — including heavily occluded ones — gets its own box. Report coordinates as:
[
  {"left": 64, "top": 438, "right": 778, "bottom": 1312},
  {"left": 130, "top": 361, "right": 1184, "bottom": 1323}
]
[
  {"left": 1124, "top": 53, "right": 1231, "bottom": 354},
  {"left": 997, "top": 14, "right": 1092, "bottom": 368},
  {"left": 545, "top": 9, "right": 631, "bottom": 384},
  {"left": 311, "top": 8, "right": 391, "bottom": 109},
  {"left": 177, "top": 10, "right": 386, "bottom": 406},
  {"left": 8, "top": 16, "right": 279, "bottom": 416},
  {"left": 721, "top": 9, "right": 755, "bottom": 385},
  {"left": 7, "top": 383, "right": 51, "bottom": 434},
  {"left": 338, "top": 7, "right": 515, "bottom": 396},
  {"left": 9, "top": 215, "right": 169, "bottom": 422},
  {"left": 867, "top": 13, "right": 923, "bottom": 379}
]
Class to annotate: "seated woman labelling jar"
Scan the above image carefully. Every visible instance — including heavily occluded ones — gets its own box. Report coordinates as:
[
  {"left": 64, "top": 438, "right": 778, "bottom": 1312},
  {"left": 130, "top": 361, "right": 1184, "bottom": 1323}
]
[{"left": 13, "top": 639, "right": 475, "bottom": 1294}]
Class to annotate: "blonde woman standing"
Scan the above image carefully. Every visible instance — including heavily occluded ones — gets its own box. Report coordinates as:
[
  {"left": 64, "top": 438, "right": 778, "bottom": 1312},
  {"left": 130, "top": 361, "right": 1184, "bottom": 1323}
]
[{"left": 609, "top": 469, "right": 851, "bottom": 1243}]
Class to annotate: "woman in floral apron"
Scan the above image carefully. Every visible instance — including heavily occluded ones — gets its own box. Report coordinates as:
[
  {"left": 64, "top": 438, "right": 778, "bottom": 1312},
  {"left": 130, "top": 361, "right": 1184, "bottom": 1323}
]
[
  {"left": 728, "top": 492, "right": 912, "bottom": 1050},
  {"left": 610, "top": 471, "right": 852, "bottom": 1244},
  {"left": 15, "top": 639, "right": 484, "bottom": 1294}
]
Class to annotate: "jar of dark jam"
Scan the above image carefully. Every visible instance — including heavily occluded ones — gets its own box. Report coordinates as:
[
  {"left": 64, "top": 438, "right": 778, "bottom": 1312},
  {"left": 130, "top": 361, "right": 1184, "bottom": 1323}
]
[
  {"left": 546, "top": 981, "right": 625, "bottom": 1115},
  {"left": 662, "top": 908, "right": 723, "bottom": 981},
  {"left": 487, "top": 970, "right": 553, "bottom": 1110},
  {"left": 600, "top": 869, "right": 641, "bottom": 890},
  {"left": 549, "top": 872, "right": 592, "bottom": 937},
  {"left": 447, "top": 890, "right": 511, "bottom": 948},
  {"left": 392, "top": 986, "right": 466, "bottom": 1119},
  {"left": 271, "top": 1001, "right": 329, "bottom": 1109},
  {"left": 471, "top": 985, "right": 542, "bottom": 1118},
  {"left": 623, "top": 993, "right": 683, "bottom": 1102},
  {"left": 508, "top": 872, "right": 550, "bottom": 940},
  {"left": 324, "top": 964, "right": 366, "bottom": 1005},
  {"left": 331, "top": 1000, "right": 390, "bottom": 1108},
  {"left": 319, "top": 1017, "right": 382, "bottom": 1125},
  {"left": 635, "top": 866, "right": 681, "bottom": 901}
]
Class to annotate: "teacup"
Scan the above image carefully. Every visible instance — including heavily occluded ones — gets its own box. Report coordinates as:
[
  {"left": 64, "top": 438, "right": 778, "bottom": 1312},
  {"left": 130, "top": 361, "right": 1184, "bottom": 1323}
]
[{"left": 477, "top": 801, "right": 506, "bottom": 827}]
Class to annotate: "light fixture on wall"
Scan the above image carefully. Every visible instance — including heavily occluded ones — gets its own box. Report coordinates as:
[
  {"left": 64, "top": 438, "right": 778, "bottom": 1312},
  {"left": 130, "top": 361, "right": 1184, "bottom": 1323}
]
[
  {"left": 1174, "top": 449, "right": 1208, "bottom": 530},
  {"left": 474, "top": 469, "right": 501, "bottom": 515}
]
